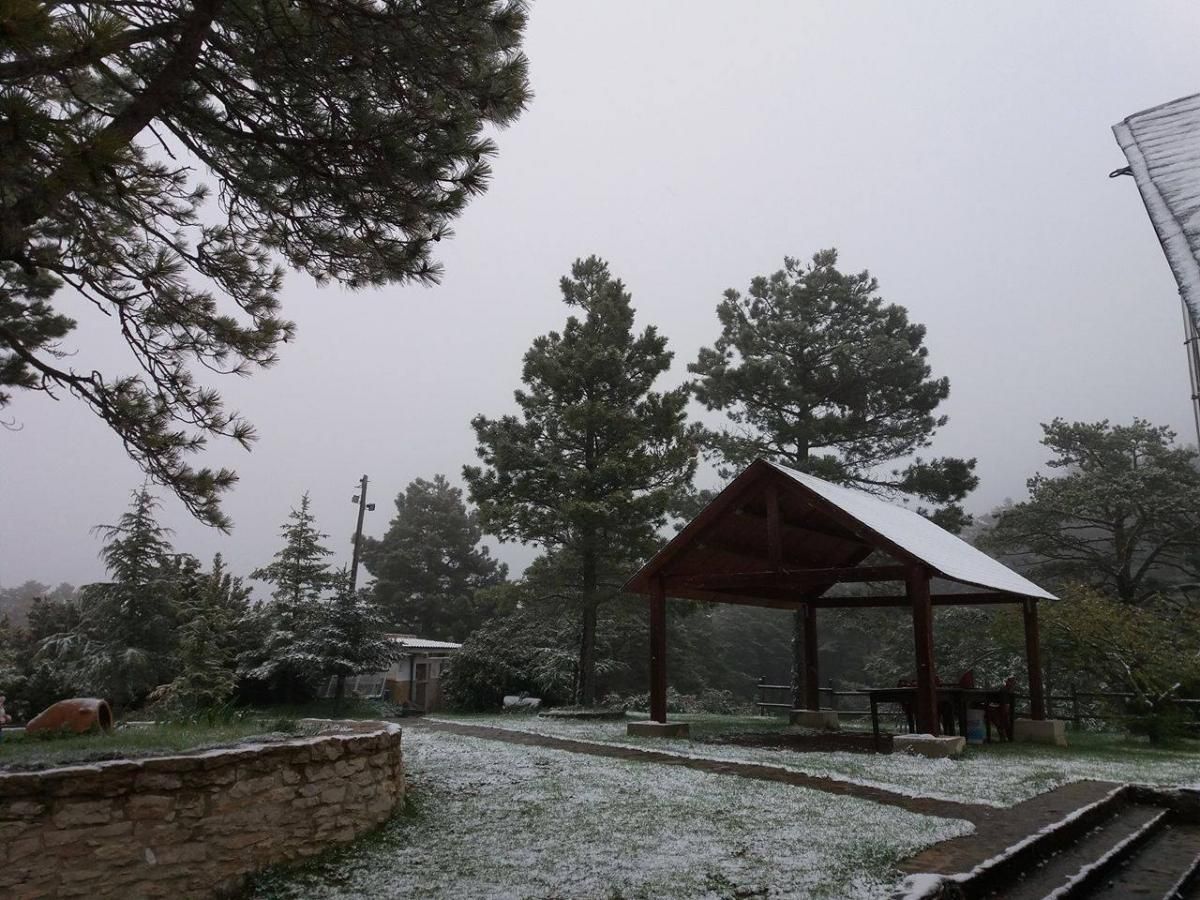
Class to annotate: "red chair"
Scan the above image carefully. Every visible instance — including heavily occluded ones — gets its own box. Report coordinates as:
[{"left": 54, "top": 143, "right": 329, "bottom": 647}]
[{"left": 984, "top": 677, "right": 1017, "bottom": 741}]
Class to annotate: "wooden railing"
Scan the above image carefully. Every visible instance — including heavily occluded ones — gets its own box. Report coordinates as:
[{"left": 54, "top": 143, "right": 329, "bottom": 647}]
[{"left": 754, "top": 677, "right": 1200, "bottom": 728}]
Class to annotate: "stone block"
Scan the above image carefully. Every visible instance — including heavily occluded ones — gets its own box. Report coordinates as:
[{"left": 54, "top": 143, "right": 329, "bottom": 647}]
[
  {"left": 135, "top": 773, "right": 183, "bottom": 792},
  {"left": 126, "top": 794, "right": 176, "bottom": 821},
  {"left": 52, "top": 799, "right": 114, "bottom": 828},
  {"left": 788, "top": 709, "right": 840, "bottom": 731},
  {"left": 626, "top": 721, "right": 690, "bottom": 739},
  {"left": 1013, "top": 718, "right": 1068, "bottom": 747},
  {"left": 1, "top": 799, "right": 46, "bottom": 818},
  {"left": 893, "top": 734, "right": 966, "bottom": 758}
]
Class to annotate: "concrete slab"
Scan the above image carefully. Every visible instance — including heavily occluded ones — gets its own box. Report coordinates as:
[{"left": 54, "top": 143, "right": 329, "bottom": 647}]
[
  {"left": 789, "top": 709, "right": 840, "bottom": 731},
  {"left": 893, "top": 734, "right": 966, "bottom": 758},
  {"left": 1013, "top": 718, "right": 1068, "bottom": 747},
  {"left": 627, "top": 721, "right": 690, "bottom": 739}
]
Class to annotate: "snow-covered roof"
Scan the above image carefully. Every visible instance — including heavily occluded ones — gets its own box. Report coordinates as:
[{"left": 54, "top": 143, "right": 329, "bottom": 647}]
[
  {"left": 768, "top": 463, "right": 1056, "bottom": 600},
  {"left": 387, "top": 636, "right": 463, "bottom": 653},
  {"left": 1114, "top": 94, "right": 1200, "bottom": 332}
]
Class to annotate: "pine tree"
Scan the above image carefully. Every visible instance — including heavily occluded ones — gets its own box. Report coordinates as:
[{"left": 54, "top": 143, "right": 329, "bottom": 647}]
[
  {"left": 1, "top": 0, "right": 531, "bottom": 527},
  {"left": 690, "top": 249, "right": 978, "bottom": 707},
  {"left": 245, "top": 493, "right": 333, "bottom": 701},
  {"left": 361, "top": 475, "right": 507, "bottom": 641},
  {"left": 313, "top": 569, "right": 398, "bottom": 708},
  {"left": 162, "top": 554, "right": 252, "bottom": 712},
  {"left": 465, "top": 256, "right": 698, "bottom": 705},
  {"left": 980, "top": 419, "right": 1200, "bottom": 603},
  {"left": 39, "top": 488, "right": 182, "bottom": 709}
]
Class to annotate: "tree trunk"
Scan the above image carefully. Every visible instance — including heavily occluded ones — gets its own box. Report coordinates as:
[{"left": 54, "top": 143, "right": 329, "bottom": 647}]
[
  {"left": 334, "top": 673, "right": 346, "bottom": 711},
  {"left": 578, "top": 546, "right": 599, "bottom": 707},
  {"left": 578, "top": 601, "right": 598, "bottom": 706}
]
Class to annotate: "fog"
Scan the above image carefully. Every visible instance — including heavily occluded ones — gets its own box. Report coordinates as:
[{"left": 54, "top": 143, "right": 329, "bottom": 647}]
[{"left": 3, "top": 2, "right": 1198, "bottom": 591}]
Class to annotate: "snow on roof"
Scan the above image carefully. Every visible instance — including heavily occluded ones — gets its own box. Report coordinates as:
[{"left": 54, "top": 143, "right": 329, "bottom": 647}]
[
  {"left": 387, "top": 636, "right": 463, "bottom": 652},
  {"left": 769, "top": 462, "right": 1057, "bottom": 600},
  {"left": 1114, "top": 94, "right": 1200, "bottom": 333}
]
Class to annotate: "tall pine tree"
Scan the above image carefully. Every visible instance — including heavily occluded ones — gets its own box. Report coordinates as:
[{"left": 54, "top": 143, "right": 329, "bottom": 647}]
[
  {"left": 361, "top": 475, "right": 507, "bottom": 641},
  {"left": 39, "top": 488, "right": 181, "bottom": 709},
  {"left": 245, "top": 493, "right": 333, "bottom": 701},
  {"left": 314, "top": 569, "right": 399, "bottom": 707},
  {"left": 690, "top": 250, "right": 977, "bottom": 707},
  {"left": 465, "top": 256, "right": 698, "bottom": 705},
  {"left": 163, "top": 554, "right": 252, "bottom": 712},
  {"left": 2, "top": 0, "right": 530, "bottom": 526}
]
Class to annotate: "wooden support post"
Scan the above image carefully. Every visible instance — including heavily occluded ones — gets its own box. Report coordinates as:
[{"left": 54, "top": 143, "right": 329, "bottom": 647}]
[
  {"left": 650, "top": 578, "right": 668, "bottom": 723},
  {"left": 1024, "top": 598, "right": 1046, "bottom": 721},
  {"left": 908, "top": 566, "right": 939, "bottom": 735},
  {"left": 802, "top": 602, "right": 820, "bottom": 711}
]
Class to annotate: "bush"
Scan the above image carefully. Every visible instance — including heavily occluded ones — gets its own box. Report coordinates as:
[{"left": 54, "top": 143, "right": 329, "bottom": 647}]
[{"left": 443, "top": 610, "right": 579, "bottom": 711}]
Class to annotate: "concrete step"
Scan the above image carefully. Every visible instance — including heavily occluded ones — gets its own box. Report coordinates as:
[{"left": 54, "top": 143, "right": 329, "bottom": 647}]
[
  {"left": 1086, "top": 820, "right": 1200, "bottom": 899},
  {"left": 987, "top": 803, "right": 1166, "bottom": 900}
]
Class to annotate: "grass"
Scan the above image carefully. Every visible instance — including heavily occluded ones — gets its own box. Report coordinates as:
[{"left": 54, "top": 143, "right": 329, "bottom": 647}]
[
  {"left": 0, "top": 697, "right": 412, "bottom": 772},
  {"left": 0, "top": 719, "right": 318, "bottom": 771},
  {"left": 246, "top": 727, "right": 971, "bottom": 899},
  {"left": 430, "top": 711, "right": 1200, "bottom": 806}
]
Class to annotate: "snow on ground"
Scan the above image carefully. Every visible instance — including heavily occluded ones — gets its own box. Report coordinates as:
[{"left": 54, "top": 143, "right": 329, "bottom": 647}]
[
  {"left": 248, "top": 728, "right": 971, "bottom": 900},
  {"left": 432, "top": 714, "right": 1200, "bottom": 808}
]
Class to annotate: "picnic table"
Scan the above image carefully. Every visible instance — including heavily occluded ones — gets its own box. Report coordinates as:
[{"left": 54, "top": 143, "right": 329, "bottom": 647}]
[{"left": 868, "top": 687, "right": 1016, "bottom": 749}]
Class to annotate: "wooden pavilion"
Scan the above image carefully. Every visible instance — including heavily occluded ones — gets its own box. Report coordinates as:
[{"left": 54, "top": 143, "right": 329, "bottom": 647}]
[{"left": 624, "top": 460, "right": 1057, "bottom": 736}]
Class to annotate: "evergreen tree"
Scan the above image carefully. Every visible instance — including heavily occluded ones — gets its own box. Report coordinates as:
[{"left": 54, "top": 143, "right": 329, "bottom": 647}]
[
  {"left": 314, "top": 569, "right": 398, "bottom": 707},
  {"left": 245, "top": 493, "right": 333, "bottom": 700},
  {"left": 162, "top": 554, "right": 251, "bottom": 712},
  {"left": 361, "top": 475, "right": 507, "bottom": 641},
  {"left": 690, "top": 250, "right": 978, "bottom": 706},
  {"left": 1, "top": 0, "right": 531, "bottom": 527},
  {"left": 465, "top": 256, "right": 698, "bottom": 705},
  {"left": 980, "top": 419, "right": 1200, "bottom": 603},
  {"left": 39, "top": 488, "right": 182, "bottom": 709}
]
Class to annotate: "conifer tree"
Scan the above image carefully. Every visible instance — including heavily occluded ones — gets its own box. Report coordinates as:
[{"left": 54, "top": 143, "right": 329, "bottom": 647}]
[
  {"left": 1, "top": 0, "right": 531, "bottom": 527},
  {"left": 361, "top": 475, "right": 507, "bottom": 640},
  {"left": 465, "top": 257, "right": 698, "bottom": 705},
  {"left": 40, "top": 488, "right": 182, "bottom": 709},
  {"left": 690, "top": 250, "right": 977, "bottom": 707},
  {"left": 245, "top": 493, "right": 333, "bottom": 700},
  {"left": 981, "top": 419, "right": 1200, "bottom": 603},
  {"left": 163, "top": 554, "right": 251, "bottom": 712},
  {"left": 314, "top": 569, "right": 398, "bottom": 707}
]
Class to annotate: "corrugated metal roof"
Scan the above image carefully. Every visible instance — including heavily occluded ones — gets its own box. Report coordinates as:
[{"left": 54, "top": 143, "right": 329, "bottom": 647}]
[
  {"left": 1114, "top": 93, "right": 1200, "bottom": 332},
  {"left": 768, "top": 462, "right": 1057, "bottom": 600},
  {"left": 387, "top": 636, "right": 462, "bottom": 652}
]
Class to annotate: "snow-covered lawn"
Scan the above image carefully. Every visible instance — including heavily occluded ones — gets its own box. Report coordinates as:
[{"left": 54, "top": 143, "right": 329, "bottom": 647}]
[
  {"left": 431, "top": 713, "right": 1200, "bottom": 808},
  {"left": 247, "top": 728, "right": 971, "bottom": 899}
]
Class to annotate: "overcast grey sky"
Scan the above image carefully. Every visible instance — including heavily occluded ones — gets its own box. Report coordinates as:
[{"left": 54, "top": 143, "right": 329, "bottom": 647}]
[{"left": 4, "top": 1, "right": 1199, "bottom": 592}]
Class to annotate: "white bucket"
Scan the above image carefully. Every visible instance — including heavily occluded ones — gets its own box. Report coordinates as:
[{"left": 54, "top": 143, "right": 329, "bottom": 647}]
[{"left": 966, "top": 708, "right": 986, "bottom": 744}]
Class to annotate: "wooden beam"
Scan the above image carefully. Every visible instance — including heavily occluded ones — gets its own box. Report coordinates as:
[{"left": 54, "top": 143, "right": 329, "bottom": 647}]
[
  {"left": 732, "top": 508, "right": 868, "bottom": 552},
  {"left": 802, "top": 603, "right": 819, "bottom": 711},
  {"left": 811, "top": 592, "right": 1026, "bottom": 609},
  {"left": 1023, "top": 598, "right": 1046, "bottom": 721},
  {"left": 765, "top": 484, "right": 783, "bottom": 570},
  {"left": 650, "top": 578, "right": 667, "bottom": 723},
  {"left": 908, "top": 566, "right": 940, "bottom": 735},
  {"left": 664, "top": 565, "right": 909, "bottom": 593}
]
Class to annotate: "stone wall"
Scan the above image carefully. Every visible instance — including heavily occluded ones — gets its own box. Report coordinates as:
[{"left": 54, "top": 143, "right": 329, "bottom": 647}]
[{"left": 0, "top": 722, "right": 404, "bottom": 899}]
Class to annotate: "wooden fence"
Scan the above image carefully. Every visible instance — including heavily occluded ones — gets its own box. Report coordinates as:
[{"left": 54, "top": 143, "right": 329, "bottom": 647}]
[{"left": 754, "top": 678, "right": 1200, "bottom": 729}]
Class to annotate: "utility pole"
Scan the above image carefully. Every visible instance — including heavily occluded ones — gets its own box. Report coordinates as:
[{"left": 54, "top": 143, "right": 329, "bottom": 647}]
[{"left": 349, "top": 474, "right": 375, "bottom": 592}]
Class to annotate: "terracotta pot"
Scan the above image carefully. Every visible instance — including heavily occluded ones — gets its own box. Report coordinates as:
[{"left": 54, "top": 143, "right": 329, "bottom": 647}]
[{"left": 26, "top": 698, "right": 114, "bottom": 735}]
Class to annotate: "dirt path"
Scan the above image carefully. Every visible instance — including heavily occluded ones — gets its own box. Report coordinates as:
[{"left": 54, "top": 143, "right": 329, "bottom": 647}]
[{"left": 411, "top": 718, "right": 1120, "bottom": 876}]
